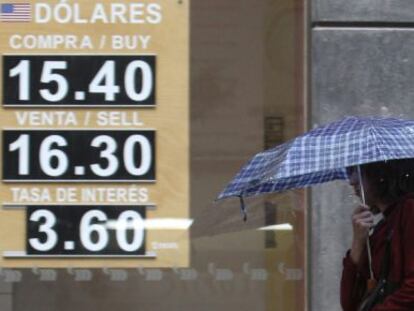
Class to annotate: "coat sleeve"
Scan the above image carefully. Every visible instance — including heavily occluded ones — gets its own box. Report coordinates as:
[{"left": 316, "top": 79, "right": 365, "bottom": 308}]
[
  {"left": 340, "top": 251, "right": 366, "bottom": 311},
  {"left": 372, "top": 199, "right": 414, "bottom": 311}
]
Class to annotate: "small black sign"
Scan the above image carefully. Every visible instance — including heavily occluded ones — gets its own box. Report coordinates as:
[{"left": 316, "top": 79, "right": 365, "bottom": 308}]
[
  {"left": 3, "top": 55, "right": 156, "bottom": 106},
  {"left": 27, "top": 205, "right": 147, "bottom": 256},
  {"left": 3, "top": 130, "right": 156, "bottom": 181}
]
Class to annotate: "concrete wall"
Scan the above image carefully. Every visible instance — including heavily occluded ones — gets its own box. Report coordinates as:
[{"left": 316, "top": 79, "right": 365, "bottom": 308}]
[
  {"left": 313, "top": 1, "right": 414, "bottom": 22},
  {"left": 311, "top": 1, "right": 414, "bottom": 310}
]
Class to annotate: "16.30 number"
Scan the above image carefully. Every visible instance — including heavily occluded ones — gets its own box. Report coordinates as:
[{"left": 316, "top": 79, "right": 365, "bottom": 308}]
[
  {"left": 10, "top": 134, "right": 151, "bottom": 177},
  {"left": 3, "top": 130, "right": 156, "bottom": 181}
]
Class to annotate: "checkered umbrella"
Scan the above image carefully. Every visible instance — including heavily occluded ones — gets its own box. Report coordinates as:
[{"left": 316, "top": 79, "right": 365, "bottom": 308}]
[
  {"left": 218, "top": 115, "right": 414, "bottom": 284},
  {"left": 218, "top": 116, "right": 414, "bottom": 200}
]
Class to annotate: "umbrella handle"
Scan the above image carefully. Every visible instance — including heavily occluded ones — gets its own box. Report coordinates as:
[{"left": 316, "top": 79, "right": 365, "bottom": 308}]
[
  {"left": 239, "top": 195, "right": 247, "bottom": 222},
  {"left": 357, "top": 165, "right": 366, "bottom": 204},
  {"left": 357, "top": 165, "right": 375, "bottom": 281}
]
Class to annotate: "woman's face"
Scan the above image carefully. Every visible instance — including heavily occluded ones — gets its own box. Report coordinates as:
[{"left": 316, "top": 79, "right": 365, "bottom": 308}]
[{"left": 346, "top": 166, "right": 377, "bottom": 208}]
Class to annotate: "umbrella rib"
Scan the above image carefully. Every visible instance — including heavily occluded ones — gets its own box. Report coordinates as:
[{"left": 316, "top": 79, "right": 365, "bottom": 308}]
[{"left": 370, "top": 123, "right": 387, "bottom": 161}]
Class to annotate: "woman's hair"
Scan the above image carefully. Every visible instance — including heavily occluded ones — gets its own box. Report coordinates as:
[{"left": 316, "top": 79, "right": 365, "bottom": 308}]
[{"left": 359, "top": 159, "right": 414, "bottom": 204}]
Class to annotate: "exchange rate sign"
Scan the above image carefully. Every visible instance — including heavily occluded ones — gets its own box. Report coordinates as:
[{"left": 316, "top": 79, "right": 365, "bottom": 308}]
[{"left": 0, "top": 0, "right": 189, "bottom": 268}]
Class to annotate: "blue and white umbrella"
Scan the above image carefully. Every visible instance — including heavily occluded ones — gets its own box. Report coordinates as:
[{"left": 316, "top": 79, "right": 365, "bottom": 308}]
[
  {"left": 218, "top": 115, "right": 414, "bottom": 283},
  {"left": 218, "top": 116, "right": 414, "bottom": 200}
]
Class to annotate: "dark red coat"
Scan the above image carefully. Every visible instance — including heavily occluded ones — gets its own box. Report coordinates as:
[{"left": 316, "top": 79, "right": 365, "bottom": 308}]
[{"left": 340, "top": 194, "right": 414, "bottom": 311}]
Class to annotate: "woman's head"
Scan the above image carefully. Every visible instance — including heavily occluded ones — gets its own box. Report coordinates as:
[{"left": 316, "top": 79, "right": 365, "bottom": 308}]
[{"left": 347, "top": 159, "right": 414, "bottom": 208}]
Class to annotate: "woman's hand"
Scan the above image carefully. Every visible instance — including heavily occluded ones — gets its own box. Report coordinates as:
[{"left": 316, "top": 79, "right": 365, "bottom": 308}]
[{"left": 350, "top": 205, "right": 374, "bottom": 265}]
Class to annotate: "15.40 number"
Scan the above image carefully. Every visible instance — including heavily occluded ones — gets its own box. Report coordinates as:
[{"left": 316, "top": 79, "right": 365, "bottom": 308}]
[{"left": 10, "top": 60, "right": 152, "bottom": 102}]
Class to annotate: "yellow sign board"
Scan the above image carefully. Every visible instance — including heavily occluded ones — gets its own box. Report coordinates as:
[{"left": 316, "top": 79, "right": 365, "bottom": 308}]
[{"left": 0, "top": 0, "right": 189, "bottom": 267}]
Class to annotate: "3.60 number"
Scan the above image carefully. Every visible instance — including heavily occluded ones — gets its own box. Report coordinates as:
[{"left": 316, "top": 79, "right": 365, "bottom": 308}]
[{"left": 29, "top": 209, "right": 145, "bottom": 253}]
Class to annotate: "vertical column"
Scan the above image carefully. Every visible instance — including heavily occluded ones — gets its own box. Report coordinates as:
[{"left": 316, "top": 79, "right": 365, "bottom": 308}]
[
  {"left": 0, "top": 282, "right": 12, "bottom": 311},
  {"left": 311, "top": 1, "right": 414, "bottom": 310}
]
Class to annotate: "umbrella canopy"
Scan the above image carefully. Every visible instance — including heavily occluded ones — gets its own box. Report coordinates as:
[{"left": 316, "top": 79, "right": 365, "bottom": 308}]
[{"left": 218, "top": 116, "right": 414, "bottom": 200}]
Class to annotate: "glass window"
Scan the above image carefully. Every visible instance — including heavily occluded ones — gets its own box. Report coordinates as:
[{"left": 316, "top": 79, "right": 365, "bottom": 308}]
[{"left": 0, "top": 0, "right": 306, "bottom": 310}]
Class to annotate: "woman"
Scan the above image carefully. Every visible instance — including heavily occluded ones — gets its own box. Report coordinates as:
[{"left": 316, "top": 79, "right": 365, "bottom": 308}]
[{"left": 341, "top": 159, "right": 414, "bottom": 311}]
